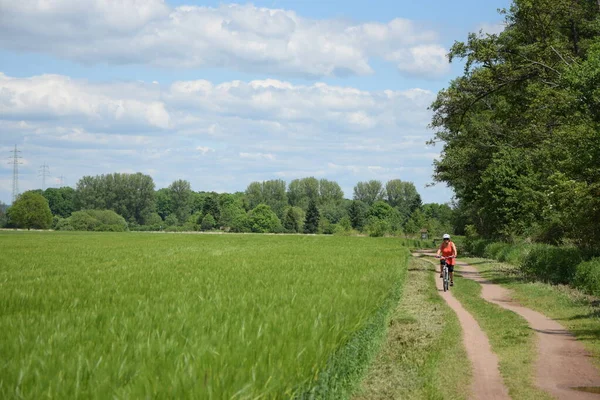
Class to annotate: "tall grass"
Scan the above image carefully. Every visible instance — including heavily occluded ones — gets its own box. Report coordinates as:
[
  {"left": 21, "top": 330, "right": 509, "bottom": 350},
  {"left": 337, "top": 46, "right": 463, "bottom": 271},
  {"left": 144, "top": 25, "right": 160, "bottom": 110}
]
[{"left": 0, "top": 232, "right": 408, "bottom": 399}]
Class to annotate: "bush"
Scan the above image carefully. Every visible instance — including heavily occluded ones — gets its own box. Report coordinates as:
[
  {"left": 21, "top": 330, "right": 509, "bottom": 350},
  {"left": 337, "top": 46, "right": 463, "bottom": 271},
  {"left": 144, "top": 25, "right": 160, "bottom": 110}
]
[
  {"left": 520, "top": 244, "right": 583, "bottom": 284},
  {"left": 469, "top": 239, "right": 492, "bottom": 257},
  {"left": 201, "top": 214, "right": 216, "bottom": 231},
  {"left": 68, "top": 210, "right": 127, "bottom": 232},
  {"left": 69, "top": 211, "right": 101, "bottom": 231},
  {"left": 54, "top": 218, "right": 74, "bottom": 231},
  {"left": 366, "top": 219, "right": 390, "bottom": 237},
  {"left": 248, "top": 204, "right": 281, "bottom": 233},
  {"left": 484, "top": 242, "right": 510, "bottom": 260},
  {"left": 574, "top": 258, "right": 600, "bottom": 296}
]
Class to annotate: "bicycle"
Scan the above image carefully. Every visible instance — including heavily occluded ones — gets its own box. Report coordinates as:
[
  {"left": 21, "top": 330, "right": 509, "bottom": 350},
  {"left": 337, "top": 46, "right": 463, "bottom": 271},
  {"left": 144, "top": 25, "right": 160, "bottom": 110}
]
[{"left": 437, "top": 255, "right": 455, "bottom": 292}]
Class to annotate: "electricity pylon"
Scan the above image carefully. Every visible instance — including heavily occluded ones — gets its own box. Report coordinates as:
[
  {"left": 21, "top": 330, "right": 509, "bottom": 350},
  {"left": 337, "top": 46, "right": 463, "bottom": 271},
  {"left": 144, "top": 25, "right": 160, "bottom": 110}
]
[{"left": 9, "top": 145, "right": 22, "bottom": 203}]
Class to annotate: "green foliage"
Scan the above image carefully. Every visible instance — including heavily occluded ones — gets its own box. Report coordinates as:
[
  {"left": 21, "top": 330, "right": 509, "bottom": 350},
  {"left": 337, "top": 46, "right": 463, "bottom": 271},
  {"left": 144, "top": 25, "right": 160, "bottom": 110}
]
[
  {"left": 348, "top": 200, "right": 368, "bottom": 231},
  {"left": 248, "top": 204, "right": 282, "bottom": 233},
  {"left": 218, "top": 197, "right": 247, "bottom": 231},
  {"left": 155, "top": 188, "right": 172, "bottom": 220},
  {"left": 404, "top": 209, "right": 425, "bottom": 235},
  {"left": 287, "top": 177, "right": 319, "bottom": 210},
  {"left": 201, "top": 214, "right": 216, "bottom": 231},
  {"left": 246, "top": 180, "right": 288, "bottom": 219},
  {"left": 7, "top": 191, "right": 53, "bottom": 229},
  {"left": 68, "top": 210, "right": 128, "bottom": 232},
  {"left": 319, "top": 202, "right": 347, "bottom": 225},
  {"left": 385, "top": 180, "right": 422, "bottom": 222},
  {"left": 366, "top": 218, "right": 391, "bottom": 237},
  {"left": 43, "top": 187, "right": 76, "bottom": 218},
  {"left": 520, "top": 245, "right": 583, "bottom": 285},
  {"left": 283, "top": 206, "right": 305, "bottom": 233},
  {"left": 75, "top": 173, "right": 155, "bottom": 225},
  {"left": 574, "top": 258, "right": 600, "bottom": 296},
  {"left": 164, "top": 214, "right": 179, "bottom": 227},
  {"left": 0, "top": 202, "right": 8, "bottom": 228},
  {"left": 144, "top": 212, "right": 163, "bottom": 227},
  {"left": 303, "top": 200, "right": 320, "bottom": 234},
  {"left": 53, "top": 217, "right": 73, "bottom": 231},
  {"left": 202, "top": 193, "right": 220, "bottom": 222},
  {"left": 168, "top": 179, "right": 193, "bottom": 223},
  {"left": 430, "top": 0, "right": 600, "bottom": 247},
  {"left": 353, "top": 180, "right": 384, "bottom": 206}
]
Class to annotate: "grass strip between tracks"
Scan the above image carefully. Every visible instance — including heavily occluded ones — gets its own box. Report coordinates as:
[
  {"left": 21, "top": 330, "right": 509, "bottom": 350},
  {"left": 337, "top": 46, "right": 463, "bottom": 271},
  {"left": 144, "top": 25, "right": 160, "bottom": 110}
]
[{"left": 353, "top": 256, "right": 470, "bottom": 400}]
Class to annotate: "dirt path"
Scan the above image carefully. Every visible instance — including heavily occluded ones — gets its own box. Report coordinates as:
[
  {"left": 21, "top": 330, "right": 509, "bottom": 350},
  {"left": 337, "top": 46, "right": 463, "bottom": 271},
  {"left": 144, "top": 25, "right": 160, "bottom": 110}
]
[
  {"left": 457, "top": 260, "right": 600, "bottom": 399},
  {"left": 417, "top": 254, "right": 511, "bottom": 399}
]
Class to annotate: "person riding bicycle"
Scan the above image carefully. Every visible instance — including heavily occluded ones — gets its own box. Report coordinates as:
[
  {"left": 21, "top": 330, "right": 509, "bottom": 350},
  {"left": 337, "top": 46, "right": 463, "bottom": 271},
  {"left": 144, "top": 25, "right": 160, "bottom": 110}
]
[{"left": 437, "top": 234, "right": 457, "bottom": 286}]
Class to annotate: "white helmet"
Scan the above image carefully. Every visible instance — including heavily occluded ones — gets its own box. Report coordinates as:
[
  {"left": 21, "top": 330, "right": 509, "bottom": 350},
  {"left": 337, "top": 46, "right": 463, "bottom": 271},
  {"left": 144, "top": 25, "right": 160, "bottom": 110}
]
[{"left": 443, "top": 234, "right": 451, "bottom": 239}]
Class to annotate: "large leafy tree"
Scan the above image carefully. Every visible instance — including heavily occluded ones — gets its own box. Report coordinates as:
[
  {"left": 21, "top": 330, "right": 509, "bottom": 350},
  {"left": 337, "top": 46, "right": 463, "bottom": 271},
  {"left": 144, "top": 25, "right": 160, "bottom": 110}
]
[
  {"left": 385, "top": 179, "right": 422, "bottom": 221},
  {"left": 287, "top": 177, "right": 319, "bottom": 210},
  {"left": 353, "top": 180, "right": 384, "bottom": 206},
  {"left": 75, "top": 173, "right": 155, "bottom": 225},
  {"left": 168, "top": 179, "right": 193, "bottom": 224},
  {"left": 43, "top": 187, "right": 76, "bottom": 218},
  {"left": 430, "top": 0, "right": 600, "bottom": 247},
  {"left": 245, "top": 180, "right": 288, "bottom": 218},
  {"left": 8, "top": 191, "right": 53, "bottom": 229}
]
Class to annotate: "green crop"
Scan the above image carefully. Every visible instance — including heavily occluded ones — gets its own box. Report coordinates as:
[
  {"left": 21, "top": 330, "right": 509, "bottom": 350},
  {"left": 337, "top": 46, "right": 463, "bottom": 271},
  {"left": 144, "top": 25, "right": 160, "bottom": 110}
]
[{"left": 0, "top": 232, "right": 408, "bottom": 399}]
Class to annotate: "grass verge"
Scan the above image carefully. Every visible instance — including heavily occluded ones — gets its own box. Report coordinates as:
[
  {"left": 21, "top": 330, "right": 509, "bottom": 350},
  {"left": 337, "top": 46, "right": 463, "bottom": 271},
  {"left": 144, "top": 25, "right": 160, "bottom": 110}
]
[
  {"left": 463, "top": 257, "right": 600, "bottom": 370},
  {"left": 353, "top": 257, "right": 470, "bottom": 400},
  {"left": 445, "top": 262, "right": 553, "bottom": 400}
]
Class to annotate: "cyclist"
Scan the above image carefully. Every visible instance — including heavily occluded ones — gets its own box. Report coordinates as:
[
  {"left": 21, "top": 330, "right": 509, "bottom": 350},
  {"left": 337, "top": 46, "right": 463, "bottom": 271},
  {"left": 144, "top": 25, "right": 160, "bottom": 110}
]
[{"left": 437, "top": 233, "right": 457, "bottom": 286}]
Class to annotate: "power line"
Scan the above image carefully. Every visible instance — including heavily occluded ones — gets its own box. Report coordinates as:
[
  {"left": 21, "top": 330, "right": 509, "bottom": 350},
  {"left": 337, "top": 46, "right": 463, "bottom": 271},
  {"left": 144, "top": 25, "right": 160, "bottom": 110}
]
[
  {"left": 9, "top": 145, "right": 22, "bottom": 203},
  {"left": 39, "top": 162, "right": 50, "bottom": 190}
]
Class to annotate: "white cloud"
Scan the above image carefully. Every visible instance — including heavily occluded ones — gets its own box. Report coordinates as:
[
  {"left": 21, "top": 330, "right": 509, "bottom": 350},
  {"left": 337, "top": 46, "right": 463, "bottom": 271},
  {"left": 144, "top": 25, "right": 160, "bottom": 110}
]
[
  {"left": 0, "top": 2, "right": 450, "bottom": 78},
  {"left": 240, "top": 152, "right": 276, "bottom": 161},
  {"left": 196, "top": 146, "right": 215, "bottom": 154},
  {"left": 476, "top": 22, "right": 506, "bottom": 36},
  {"left": 0, "top": 73, "right": 170, "bottom": 130},
  {"left": 0, "top": 72, "right": 449, "bottom": 204}
]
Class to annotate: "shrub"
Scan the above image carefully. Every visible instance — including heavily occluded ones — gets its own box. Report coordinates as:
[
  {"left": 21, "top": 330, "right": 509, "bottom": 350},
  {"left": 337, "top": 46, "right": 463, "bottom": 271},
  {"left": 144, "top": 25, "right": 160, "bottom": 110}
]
[
  {"left": 484, "top": 242, "right": 510, "bottom": 260},
  {"left": 470, "top": 239, "right": 492, "bottom": 257},
  {"left": 366, "top": 219, "right": 390, "bottom": 237},
  {"left": 69, "top": 211, "right": 101, "bottom": 231},
  {"left": 574, "top": 258, "right": 600, "bottom": 296},
  {"left": 201, "top": 214, "right": 216, "bottom": 231},
  {"left": 520, "top": 244, "right": 583, "bottom": 284},
  {"left": 69, "top": 210, "right": 127, "bottom": 232},
  {"left": 54, "top": 218, "right": 74, "bottom": 231},
  {"left": 248, "top": 204, "right": 281, "bottom": 233}
]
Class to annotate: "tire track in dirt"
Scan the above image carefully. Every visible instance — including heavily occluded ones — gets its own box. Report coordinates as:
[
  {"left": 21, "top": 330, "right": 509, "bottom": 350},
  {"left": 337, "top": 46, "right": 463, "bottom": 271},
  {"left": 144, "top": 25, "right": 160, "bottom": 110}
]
[
  {"left": 415, "top": 254, "right": 510, "bottom": 400},
  {"left": 457, "top": 260, "right": 600, "bottom": 400}
]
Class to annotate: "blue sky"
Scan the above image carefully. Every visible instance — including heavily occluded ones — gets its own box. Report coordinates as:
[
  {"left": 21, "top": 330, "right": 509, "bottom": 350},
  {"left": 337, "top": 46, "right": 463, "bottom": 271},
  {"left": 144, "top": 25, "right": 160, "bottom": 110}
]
[{"left": 0, "top": 0, "right": 511, "bottom": 205}]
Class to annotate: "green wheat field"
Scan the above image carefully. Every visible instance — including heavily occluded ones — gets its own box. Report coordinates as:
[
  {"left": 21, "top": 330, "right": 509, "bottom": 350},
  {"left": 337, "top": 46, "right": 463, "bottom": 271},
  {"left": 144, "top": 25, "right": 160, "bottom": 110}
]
[{"left": 0, "top": 232, "right": 412, "bottom": 399}]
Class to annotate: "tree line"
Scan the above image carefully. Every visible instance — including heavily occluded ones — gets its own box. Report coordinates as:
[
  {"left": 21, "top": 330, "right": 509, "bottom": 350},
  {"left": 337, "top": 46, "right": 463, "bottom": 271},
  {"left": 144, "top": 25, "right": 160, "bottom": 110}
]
[
  {"left": 1, "top": 173, "right": 455, "bottom": 237},
  {"left": 430, "top": 0, "right": 600, "bottom": 252}
]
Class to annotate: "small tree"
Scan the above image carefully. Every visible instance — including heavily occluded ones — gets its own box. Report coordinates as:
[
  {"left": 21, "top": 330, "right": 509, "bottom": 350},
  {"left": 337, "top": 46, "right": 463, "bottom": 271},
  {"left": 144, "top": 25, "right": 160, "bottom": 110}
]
[
  {"left": 248, "top": 204, "right": 281, "bottom": 233},
  {"left": 8, "top": 192, "right": 53, "bottom": 229},
  {"left": 201, "top": 214, "right": 216, "bottom": 231},
  {"left": 348, "top": 200, "right": 367, "bottom": 230},
  {"left": 304, "top": 200, "right": 320, "bottom": 234},
  {"left": 283, "top": 206, "right": 304, "bottom": 233}
]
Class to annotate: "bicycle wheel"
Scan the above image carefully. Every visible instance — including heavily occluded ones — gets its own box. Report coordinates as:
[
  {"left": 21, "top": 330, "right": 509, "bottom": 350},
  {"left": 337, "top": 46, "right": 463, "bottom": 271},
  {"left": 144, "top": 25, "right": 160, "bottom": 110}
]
[{"left": 443, "top": 268, "right": 448, "bottom": 292}]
